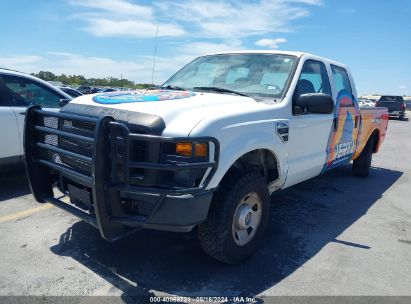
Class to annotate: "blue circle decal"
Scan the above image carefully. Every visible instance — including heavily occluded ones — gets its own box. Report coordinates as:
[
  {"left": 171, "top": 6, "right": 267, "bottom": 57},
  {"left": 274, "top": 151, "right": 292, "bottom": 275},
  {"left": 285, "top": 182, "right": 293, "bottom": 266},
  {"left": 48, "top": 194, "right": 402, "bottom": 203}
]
[{"left": 92, "top": 90, "right": 196, "bottom": 104}]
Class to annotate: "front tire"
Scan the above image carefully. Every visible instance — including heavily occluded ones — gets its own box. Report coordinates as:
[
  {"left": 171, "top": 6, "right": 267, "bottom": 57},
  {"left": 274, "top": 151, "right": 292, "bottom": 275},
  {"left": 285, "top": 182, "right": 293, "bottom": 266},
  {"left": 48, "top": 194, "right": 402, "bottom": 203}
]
[
  {"left": 352, "top": 137, "right": 374, "bottom": 177},
  {"left": 198, "top": 171, "right": 270, "bottom": 264}
]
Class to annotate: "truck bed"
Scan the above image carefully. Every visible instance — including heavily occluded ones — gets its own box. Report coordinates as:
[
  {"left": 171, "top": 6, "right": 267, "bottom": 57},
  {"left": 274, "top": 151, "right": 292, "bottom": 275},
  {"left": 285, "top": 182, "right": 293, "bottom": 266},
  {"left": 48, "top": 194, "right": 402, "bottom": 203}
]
[{"left": 353, "top": 107, "right": 388, "bottom": 159}]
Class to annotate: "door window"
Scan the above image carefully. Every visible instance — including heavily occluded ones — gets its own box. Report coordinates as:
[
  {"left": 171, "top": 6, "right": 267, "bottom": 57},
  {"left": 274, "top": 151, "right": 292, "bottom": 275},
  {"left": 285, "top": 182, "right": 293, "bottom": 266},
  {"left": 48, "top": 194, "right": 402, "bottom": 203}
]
[
  {"left": 2, "top": 75, "right": 63, "bottom": 108},
  {"left": 331, "top": 65, "right": 352, "bottom": 96},
  {"left": 297, "top": 60, "right": 331, "bottom": 96},
  {"left": 293, "top": 60, "right": 331, "bottom": 114}
]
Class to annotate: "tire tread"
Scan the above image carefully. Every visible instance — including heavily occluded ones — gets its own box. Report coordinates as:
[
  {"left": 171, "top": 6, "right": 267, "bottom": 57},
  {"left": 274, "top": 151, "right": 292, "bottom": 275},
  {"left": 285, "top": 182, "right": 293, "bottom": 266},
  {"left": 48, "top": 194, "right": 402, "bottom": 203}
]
[
  {"left": 198, "top": 171, "right": 268, "bottom": 263},
  {"left": 352, "top": 136, "right": 374, "bottom": 177}
]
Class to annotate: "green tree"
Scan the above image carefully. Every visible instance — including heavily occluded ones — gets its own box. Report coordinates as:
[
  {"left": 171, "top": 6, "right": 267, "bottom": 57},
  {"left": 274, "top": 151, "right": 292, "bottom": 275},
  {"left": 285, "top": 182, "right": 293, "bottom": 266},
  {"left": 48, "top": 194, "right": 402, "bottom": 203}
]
[
  {"left": 32, "top": 71, "right": 56, "bottom": 81},
  {"left": 31, "top": 70, "right": 150, "bottom": 88}
]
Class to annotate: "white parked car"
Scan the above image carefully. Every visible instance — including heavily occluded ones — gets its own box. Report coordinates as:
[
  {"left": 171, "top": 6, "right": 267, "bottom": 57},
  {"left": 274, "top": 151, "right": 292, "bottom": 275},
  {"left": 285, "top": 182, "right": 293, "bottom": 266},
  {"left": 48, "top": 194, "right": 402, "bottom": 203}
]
[
  {"left": 359, "top": 98, "right": 375, "bottom": 108},
  {"left": 0, "top": 68, "right": 71, "bottom": 168}
]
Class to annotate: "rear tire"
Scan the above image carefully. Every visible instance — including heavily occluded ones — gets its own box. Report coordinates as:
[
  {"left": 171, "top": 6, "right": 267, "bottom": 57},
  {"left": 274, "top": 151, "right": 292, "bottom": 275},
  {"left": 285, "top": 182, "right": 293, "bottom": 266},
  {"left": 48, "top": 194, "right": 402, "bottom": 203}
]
[
  {"left": 352, "top": 137, "right": 374, "bottom": 177},
  {"left": 198, "top": 171, "right": 270, "bottom": 264}
]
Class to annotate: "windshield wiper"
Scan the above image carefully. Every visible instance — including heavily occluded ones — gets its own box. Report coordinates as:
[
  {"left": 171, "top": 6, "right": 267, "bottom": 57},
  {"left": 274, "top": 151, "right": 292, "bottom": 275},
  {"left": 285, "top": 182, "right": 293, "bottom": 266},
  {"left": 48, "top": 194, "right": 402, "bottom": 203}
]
[
  {"left": 192, "top": 86, "right": 250, "bottom": 97},
  {"left": 160, "top": 84, "right": 187, "bottom": 91}
]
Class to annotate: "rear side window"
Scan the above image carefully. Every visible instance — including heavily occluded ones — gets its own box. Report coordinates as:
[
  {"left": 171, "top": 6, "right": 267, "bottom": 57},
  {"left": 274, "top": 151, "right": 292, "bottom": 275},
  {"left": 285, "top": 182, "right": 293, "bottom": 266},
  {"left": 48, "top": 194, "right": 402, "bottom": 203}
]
[
  {"left": 380, "top": 96, "right": 403, "bottom": 102},
  {"left": 2, "top": 75, "right": 63, "bottom": 108},
  {"left": 331, "top": 65, "right": 352, "bottom": 96}
]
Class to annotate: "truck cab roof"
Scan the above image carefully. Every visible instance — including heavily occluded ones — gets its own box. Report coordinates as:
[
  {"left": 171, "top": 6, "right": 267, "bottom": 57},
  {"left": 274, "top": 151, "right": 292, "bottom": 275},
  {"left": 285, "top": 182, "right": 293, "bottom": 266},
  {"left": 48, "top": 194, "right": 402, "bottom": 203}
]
[{"left": 202, "top": 50, "right": 348, "bottom": 69}]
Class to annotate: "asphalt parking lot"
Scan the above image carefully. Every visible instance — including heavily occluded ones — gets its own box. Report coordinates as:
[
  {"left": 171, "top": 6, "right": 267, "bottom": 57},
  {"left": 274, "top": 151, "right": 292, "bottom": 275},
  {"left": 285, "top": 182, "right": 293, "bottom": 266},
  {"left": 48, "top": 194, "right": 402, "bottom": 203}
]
[{"left": 0, "top": 118, "right": 410, "bottom": 300}]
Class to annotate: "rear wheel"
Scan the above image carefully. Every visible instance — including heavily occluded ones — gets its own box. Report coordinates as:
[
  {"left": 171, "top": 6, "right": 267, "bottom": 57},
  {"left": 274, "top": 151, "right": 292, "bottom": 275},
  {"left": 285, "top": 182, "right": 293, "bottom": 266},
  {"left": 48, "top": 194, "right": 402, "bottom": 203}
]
[
  {"left": 352, "top": 137, "right": 374, "bottom": 177},
  {"left": 198, "top": 171, "right": 270, "bottom": 264}
]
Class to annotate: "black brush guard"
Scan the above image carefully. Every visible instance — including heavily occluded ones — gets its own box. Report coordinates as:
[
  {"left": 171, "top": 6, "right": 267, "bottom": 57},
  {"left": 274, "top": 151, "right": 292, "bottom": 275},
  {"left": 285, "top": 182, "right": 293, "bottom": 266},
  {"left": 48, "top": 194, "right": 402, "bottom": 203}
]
[{"left": 24, "top": 105, "right": 218, "bottom": 240}]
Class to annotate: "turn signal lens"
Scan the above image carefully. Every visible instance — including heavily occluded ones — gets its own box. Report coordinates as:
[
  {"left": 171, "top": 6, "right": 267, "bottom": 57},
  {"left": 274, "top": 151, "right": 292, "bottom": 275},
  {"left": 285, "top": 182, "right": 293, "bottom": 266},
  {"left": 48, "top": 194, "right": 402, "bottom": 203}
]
[
  {"left": 175, "top": 142, "right": 208, "bottom": 157},
  {"left": 176, "top": 142, "right": 192, "bottom": 156},
  {"left": 194, "top": 143, "right": 208, "bottom": 157}
]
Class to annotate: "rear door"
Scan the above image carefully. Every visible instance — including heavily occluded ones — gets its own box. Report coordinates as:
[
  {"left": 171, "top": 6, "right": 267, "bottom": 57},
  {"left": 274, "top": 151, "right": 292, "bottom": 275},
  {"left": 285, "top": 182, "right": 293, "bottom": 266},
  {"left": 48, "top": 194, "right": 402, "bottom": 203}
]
[
  {"left": 322, "top": 65, "right": 360, "bottom": 172},
  {"left": 1, "top": 75, "right": 67, "bottom": 152},
  {"left": 0, "top": 76, "right": 21, "bottom": 162}
]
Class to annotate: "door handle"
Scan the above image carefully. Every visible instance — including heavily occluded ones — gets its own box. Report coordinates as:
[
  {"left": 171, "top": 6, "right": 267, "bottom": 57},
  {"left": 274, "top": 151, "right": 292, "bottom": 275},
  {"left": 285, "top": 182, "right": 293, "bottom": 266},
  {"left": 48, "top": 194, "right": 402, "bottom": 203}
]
[
  {"left": 19, "top": 112, "right": 26, "bottom": 115},
  {"left": 354, "top": 115, "right": 359, "bottom": 128},
  {"left": 333, "top": 117, "right": 338, "bottom": 131}
]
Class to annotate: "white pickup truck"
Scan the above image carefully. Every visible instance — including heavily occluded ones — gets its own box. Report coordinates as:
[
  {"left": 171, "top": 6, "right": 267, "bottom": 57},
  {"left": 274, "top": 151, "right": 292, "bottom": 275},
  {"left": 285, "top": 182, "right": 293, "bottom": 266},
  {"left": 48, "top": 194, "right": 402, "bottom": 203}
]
[
  {"left": 0, "top": 69, "right": 71, "bottom": 168},
  {"left": 24, "top": 51, "right": 388, "bottom": 263}
]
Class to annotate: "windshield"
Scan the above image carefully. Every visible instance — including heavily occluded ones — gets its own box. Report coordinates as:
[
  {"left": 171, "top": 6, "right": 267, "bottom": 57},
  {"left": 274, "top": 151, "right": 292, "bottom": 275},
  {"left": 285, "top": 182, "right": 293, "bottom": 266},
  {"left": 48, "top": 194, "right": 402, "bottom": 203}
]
[{"left": 163, "top": 54, "right": 296, "bottom": 99}]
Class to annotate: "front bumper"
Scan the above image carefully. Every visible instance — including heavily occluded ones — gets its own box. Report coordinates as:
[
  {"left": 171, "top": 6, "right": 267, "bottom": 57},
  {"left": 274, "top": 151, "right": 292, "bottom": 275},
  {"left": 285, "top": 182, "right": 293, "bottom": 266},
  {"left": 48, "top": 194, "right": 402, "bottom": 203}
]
[
  {"left": 112, "top": 190, "right": 213, "bottom": 232},
  {"left": 24, "top": 106, "right": 217, "bottom": 240}
]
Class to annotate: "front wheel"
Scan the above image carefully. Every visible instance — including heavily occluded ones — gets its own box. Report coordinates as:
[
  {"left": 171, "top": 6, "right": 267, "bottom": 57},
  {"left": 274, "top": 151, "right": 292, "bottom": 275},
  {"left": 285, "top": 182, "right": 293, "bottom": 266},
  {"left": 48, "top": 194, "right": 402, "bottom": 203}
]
[
  {"left": 352, "top": 136, "right": 374, "bottom": 177},
  {"left": 198, "top": 172, "right": 270, "bottom": 264}
]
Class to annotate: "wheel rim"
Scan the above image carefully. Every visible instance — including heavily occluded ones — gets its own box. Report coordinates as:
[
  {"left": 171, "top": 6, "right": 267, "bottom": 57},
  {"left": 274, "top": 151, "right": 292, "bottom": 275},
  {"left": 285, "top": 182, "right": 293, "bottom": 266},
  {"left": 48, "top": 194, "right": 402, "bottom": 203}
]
[{"left": 232, "top": 192, "right": 262, "bottom": 246}]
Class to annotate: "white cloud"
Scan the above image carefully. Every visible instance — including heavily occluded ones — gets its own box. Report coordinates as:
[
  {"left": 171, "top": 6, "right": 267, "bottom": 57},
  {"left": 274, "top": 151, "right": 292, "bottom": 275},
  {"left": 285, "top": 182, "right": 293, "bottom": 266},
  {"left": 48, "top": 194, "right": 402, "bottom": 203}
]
[
  {"left": 0, "top": 55, "right": 43, "bottom": 72},
  {"left": 156, "top": 0, "right": 322, "bottom": 38},
  {"left": 0, "top": 53, "right": 149, "bottom": 81},
  {"left": 0, "top": 51, "right": 196, "bottom": 85},
  {"left": 176, "top": 41, "right": 243, "bottom": 56},
  {"left": 84, "top": 19, "right": 185, "bottom": 38},
  {"left": 289, "top": 0, "right": 323, "bottom": 4},
  {"left": 0, "top": 55, "right": 42, "bottom": 66},
  {"left": 0, "top": 41, "right": 242, "bottom": 84},
  {"left": 69, "top": 0, "right": 153, "bottom": 17},
  {"left": 255, "top": 38, "right": 287, "bottom": 49},
  {"left": 69, "top": 0, "right": 185, "bottom": 38},
  {"left": 1, "top": 1, "right": 323, "bottom": 84},
  {"left": 47, "top": 52, "right": 79, "bottom": 57},
  {"left": 69, "top": 0, "right": 322, "bottom": 39}
]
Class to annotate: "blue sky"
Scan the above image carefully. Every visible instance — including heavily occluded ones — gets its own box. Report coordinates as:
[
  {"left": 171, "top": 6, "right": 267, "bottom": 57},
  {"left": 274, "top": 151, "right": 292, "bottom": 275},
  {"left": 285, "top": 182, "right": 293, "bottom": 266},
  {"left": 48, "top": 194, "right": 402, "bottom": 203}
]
[{"left": 0, "top": 0, "right": 410, "bottom": 95}]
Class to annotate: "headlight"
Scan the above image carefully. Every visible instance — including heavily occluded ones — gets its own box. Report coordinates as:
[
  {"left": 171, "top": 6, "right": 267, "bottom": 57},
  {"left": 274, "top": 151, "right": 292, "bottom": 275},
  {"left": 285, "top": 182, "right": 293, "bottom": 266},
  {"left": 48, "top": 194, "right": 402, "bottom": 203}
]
[
  {"left": 175, "top": 142, "right": 208, "bottom": 158},
  {"left": 158, "top": 141, "right": 211, "bottom": 189}
]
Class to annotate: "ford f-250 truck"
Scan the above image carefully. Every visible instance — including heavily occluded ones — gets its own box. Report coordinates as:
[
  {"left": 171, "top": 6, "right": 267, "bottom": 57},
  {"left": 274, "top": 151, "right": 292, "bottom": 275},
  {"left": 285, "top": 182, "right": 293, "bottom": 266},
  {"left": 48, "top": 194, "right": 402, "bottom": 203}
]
[{"left": 24, "top": 51, "right": 388, "bottom": 263}]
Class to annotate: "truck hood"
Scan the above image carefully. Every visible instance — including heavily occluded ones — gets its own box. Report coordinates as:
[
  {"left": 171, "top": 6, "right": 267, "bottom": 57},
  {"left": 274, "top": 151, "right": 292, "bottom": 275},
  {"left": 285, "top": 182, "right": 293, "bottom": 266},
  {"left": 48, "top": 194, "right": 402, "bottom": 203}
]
[{"left": 66, "top": 89, "right": 261, "bottom": 136}]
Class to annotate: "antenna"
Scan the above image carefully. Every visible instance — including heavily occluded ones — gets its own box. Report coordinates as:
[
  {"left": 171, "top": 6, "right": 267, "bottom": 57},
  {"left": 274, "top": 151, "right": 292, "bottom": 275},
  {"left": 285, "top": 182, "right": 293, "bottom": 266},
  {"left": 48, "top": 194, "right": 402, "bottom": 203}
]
[{"left": 151, "top": 24, "right": 159, "bottom": 86}]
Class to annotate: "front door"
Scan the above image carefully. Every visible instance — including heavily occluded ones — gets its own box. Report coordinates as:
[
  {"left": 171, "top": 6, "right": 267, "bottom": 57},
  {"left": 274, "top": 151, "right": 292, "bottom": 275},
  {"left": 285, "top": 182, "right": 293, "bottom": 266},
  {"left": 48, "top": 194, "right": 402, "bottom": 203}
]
[
  {"left": 0, "top": 78, "right": 21, "bottom": 162},
  {"left": 285, "top": 59, "right": 334, "bottom": 188},
  {"left": 1, "top": 75, "right": 65, "bottom": 152},
  {"left": 0, "top": 106, "right": 21, "bottom": 161}
]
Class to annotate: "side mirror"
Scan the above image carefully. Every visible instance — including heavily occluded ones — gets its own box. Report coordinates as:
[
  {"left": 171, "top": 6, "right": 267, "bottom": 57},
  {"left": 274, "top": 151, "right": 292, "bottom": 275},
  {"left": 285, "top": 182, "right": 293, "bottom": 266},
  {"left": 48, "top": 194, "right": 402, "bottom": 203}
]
[
  {"left": 59, "top": 98, "right": 70, "bottom": 107},
  {"left": 297, "top": 93, "right": 334, "bottom": 114}
]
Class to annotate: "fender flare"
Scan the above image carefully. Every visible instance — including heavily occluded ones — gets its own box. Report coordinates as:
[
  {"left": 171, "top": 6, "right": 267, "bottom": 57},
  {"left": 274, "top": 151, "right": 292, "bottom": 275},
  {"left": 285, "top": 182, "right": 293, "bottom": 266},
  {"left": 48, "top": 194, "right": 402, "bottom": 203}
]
[{"left": 206, "top": 134, "right": 287, "bottom": 190}]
